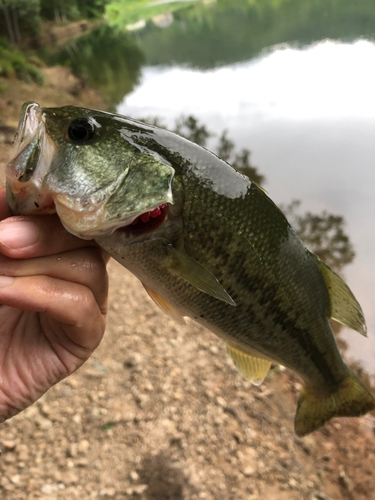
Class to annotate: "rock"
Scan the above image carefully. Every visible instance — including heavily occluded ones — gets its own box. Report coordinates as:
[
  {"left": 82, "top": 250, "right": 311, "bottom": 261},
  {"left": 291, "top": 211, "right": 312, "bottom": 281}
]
[
  {"left": 289, "top": 478, "right": 298, "bottom": 488},
  {"left": 124, "top": 353, "right": 142, "bottom": 367},
  {"left": 1, "top": 440, "right": 16, "bottom": 451},
  {"left": 125, "top": 484, "right": 148, "bottom": 495},
  {"left": 242, "top": 466, "right": 255, "bottom": 477},
  {"left": 41, "top": 483, "right": 60, "bottom": 494},
  {"left": 78, "top": 439, "right": 90, "bottom": 454},
  {"left": 216, "top": 396, "right": 227, "bottom": 407},
  {"left": 129, "top": 470, "right": 139, "bottom": 481},
  {"left": 338, "top": 471, "right": 353, "bottom": 491}
]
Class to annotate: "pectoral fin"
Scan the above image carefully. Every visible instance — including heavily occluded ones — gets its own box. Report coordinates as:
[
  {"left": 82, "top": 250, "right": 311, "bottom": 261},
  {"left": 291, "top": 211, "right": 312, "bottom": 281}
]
[
  {"left": 311, "top": 252, "right": 367, "bottom": 336},
  {"left": 167, "top": 245, "right": 236, "bottom": 306},
  {"left": 226, "top": 344, "right": 271, "bottom": 386},
  {"left": 142, "top": 283, "right": 186, "bottom": 324}
]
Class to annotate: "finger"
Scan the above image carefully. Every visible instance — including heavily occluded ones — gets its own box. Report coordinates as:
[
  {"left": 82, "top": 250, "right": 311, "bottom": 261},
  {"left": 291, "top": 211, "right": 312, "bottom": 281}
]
[
  {"left": 0, "top": 275, "right": 106, "bottom": 355},
  {"left": 0, "top": 187, "right": 10, "bottom": 221},
  {"left": 0, "top": 215, "right": 98, "bottom": 259},
  {"left": 0, "top": 248, "right": 109, "bottom": 310}
]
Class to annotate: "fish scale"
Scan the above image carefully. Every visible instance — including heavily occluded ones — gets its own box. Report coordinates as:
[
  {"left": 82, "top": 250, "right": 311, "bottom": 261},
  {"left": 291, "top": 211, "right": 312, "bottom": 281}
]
[{"left": 5, "top": 102, "right": 374, "bottom": 436}]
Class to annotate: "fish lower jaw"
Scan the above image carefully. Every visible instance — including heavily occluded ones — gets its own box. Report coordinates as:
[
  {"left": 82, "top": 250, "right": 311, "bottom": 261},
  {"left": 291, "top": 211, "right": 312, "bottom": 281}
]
[{"left": 6, "top": 182, "right": 56, "bottom": 216}]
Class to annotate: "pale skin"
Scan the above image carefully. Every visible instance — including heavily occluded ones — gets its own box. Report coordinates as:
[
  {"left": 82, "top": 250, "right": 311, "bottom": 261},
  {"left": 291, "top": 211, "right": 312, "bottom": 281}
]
[{"left": 0, "top": 187, "right": 109, "bottom": 422}]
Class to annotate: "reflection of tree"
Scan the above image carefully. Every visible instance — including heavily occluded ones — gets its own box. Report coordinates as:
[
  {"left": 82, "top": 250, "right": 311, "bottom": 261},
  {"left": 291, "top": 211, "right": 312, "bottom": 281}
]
[
  {"left": 44, "top": 25, "right": 145, "bottom": 110},
  {"left": 137, "top": 0, "right": 375, "bottom": 69},
  {"left": 105, "top": 0, "right": 197, "bottom": 28}
]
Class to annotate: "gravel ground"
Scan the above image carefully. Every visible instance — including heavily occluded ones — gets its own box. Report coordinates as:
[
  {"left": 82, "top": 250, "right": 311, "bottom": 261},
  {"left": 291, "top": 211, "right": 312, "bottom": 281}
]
[{"left": 0, "top": 69, "right": 374, "bottom": 500}]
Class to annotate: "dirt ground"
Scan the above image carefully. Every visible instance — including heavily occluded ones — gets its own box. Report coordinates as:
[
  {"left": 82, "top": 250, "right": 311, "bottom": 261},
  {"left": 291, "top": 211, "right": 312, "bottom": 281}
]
[{"left": 0, "top": 69, "right": 374, "bottom": 500}]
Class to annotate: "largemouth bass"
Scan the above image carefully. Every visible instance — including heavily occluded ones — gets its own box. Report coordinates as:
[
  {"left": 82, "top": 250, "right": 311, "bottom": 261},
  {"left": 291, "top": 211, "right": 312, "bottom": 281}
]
[{"left": 5, "top": 102, "right": 375, "bottom": 436}]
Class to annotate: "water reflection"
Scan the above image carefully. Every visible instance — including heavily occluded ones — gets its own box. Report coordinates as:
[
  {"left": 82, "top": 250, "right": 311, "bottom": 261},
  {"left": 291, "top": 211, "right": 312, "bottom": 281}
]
[
  {"left": 41, "top": 25, "right": 145, "bottom": 110},
  {"left": 105, "top": 0, "right": 199, "bottom": 31},
  {"left": 38, "top": 0, "right": 375, "bottom": 111},
  {"left": 137, "top": 0, "right": 375, "bottom": 68}
]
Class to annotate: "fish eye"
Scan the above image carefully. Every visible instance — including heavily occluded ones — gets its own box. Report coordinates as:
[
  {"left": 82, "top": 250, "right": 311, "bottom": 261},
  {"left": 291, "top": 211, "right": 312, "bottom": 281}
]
[{"left": 67, "top": 119, "right": 95, "bottom": 143}]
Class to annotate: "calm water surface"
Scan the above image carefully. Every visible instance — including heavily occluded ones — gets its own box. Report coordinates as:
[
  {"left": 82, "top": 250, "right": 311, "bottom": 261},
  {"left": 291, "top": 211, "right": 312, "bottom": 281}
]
[{"left": 118, "top": 39, "right": 375, "bottom": 374}]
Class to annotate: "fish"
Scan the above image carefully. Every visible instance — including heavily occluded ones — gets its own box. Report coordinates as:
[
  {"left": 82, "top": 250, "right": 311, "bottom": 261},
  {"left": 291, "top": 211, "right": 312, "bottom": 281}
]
[{"left": 5, "top": 101, "right": 375, "bottom": 436}]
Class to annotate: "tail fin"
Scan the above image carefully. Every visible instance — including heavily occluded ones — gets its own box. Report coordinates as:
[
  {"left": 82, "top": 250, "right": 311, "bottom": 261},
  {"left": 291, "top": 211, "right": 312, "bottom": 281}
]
[{"left": 295, "top": 368, "right": 375, "bottom": 437}]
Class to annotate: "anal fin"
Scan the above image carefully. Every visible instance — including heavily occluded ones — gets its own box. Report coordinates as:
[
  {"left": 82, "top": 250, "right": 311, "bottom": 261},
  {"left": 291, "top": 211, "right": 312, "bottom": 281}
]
[
  {"left": 226, "top": 344, "right": 271, "bottom": 386},
  {"left": 142, "top": 283, "right": 186, "bottom": 325}
]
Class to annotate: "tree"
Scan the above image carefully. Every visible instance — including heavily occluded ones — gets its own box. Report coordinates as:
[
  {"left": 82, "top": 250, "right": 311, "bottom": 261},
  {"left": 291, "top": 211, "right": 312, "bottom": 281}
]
[
  {"left": 0, "top": 0, "right": 41, "bottom": 43},
  {"left": 282, "top": 201, "right": 355, "bottom": 272}
]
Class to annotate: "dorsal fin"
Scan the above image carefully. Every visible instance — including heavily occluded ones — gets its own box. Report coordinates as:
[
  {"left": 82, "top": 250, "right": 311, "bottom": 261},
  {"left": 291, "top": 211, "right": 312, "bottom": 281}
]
[
  {"left": 142, "top": 283, "right": 186, "bottom": 324},
  {"left": 226, "top": 344, "right": 271, "bottom": 386},
  {"left": 310, "top": 252, "right": 367, "bottom": 336}
]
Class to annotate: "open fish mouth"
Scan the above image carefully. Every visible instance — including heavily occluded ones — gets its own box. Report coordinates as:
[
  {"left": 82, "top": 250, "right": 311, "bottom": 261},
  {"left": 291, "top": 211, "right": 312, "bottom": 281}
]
[
  {"left": 54, "top": 192, "right": 169, "bottom": 239},
  {"left": 6, "top": 102, "right": 57, "bottom": 215},
  {"left": 119, "top": 203, "right": 168, "bottom": 235}
]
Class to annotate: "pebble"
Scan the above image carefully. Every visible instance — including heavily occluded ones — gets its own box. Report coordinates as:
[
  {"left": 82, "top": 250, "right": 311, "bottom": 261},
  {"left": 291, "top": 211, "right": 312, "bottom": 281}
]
[
  {"left": 129, "top": 470, "right": 139, "bottom": 481},
  {"left": 242, "top": 466, "right": 255, "bottom": 477},
  {"left": 0, "top": 440, "right": 16, "bottom": 451},
  {"left": 124, "top": 353, "right": 142, "bottom": 367}
]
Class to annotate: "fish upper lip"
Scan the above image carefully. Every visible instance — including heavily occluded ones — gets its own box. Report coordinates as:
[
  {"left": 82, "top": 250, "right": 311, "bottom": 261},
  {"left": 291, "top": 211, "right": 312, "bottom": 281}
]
[{"left": 12, "top": 103, "right": 42, "bottom": 153}]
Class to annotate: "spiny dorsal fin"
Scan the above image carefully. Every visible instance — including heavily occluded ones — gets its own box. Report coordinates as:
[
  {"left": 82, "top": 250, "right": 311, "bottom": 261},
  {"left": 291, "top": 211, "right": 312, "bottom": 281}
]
[
  {"left": 167, "top": 245, "right": 236, "bottom": 306},
  {"left": 226, "top": 344, "right": 271, "bottom": 386},
  {"left": 142, "top": 283, "right": 186, "bottom": 324},
  {"left": 310, "top": 252, "right": 367, "bottom": 336}
]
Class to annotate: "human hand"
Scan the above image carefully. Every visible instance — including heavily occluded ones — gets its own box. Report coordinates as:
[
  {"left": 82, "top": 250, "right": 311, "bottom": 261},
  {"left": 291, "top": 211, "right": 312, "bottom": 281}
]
[{"left": 0, "top": 187, "right": 108, "bottom": 422}]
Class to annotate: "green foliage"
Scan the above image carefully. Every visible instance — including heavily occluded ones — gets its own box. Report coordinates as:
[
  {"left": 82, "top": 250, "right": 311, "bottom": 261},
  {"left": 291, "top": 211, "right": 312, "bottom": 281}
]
[
  {"left": 0, "top": 0, "right": 41, "bottom": 41},
  {"left": 43, "top": 25, "right": 144, "bottom": 109},
  {"left": 282, "top": 201, "right": 355, "bottom": 272},
  {"left": 0, "top": 40, "right": 44, "bottom": 84},
  {"left": 40, "top": 0, "right": 109, "bottom": 22},
  {"left": 105, "top": 0, "right": 197, "bottom": 29}
]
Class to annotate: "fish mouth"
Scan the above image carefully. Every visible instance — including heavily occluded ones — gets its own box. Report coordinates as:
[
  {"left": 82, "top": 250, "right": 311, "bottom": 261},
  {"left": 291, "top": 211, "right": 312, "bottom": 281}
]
[
  {"left": 54, "top": 191, "right": 169, "bottom": 240},
  {"left": 119, "top": 203, "right": 168, "bottom": 236},
  {"left": 5, "top": 102, "right": 57, "bottom": 215}
]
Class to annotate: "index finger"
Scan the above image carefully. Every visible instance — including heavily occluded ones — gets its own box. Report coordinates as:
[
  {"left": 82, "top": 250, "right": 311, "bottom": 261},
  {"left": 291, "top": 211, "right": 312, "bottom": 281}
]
[{"left": 0, "top": 213, "right": 98, "bottom": 259}]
